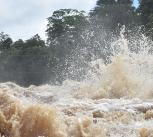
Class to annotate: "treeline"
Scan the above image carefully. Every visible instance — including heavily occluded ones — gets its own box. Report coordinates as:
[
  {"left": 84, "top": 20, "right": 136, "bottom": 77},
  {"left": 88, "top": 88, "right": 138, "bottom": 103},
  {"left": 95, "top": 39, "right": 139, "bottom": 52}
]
[{"left": 0, "top": 0, "right": 153, "bottom": 86}]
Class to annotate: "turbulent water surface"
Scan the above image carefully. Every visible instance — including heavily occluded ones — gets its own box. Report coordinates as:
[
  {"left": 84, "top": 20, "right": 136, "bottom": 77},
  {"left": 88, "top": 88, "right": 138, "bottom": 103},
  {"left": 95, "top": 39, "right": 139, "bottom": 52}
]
[{"left": 1, "top": 29, "right": 153, "bottom": 137}]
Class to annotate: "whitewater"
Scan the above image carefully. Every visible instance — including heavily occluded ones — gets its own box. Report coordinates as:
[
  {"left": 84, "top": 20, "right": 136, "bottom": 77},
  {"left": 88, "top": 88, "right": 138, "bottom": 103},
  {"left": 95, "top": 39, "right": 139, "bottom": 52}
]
[{"left": 1, "top": 28, "right": 153, "bottom": 137}]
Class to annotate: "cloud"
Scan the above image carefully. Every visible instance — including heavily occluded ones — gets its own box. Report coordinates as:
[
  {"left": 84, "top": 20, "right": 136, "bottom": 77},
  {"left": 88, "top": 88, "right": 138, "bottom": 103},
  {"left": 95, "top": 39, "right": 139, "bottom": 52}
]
[{"left": 0, "top": 0, "right": 97, "bottom": 40}]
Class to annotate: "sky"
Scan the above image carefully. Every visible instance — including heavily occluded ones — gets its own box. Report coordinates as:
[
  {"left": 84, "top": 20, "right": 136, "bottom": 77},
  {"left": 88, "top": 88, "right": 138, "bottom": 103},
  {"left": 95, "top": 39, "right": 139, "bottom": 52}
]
[{"left": 0, "top": 0, "right": 139, "bottom": 41}]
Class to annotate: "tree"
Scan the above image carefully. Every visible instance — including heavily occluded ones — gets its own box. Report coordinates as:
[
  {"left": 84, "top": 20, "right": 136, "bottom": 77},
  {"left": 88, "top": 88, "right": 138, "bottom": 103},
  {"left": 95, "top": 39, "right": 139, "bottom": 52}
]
[
  {"left": 24, "top": 34, "right": 45, "bottom": 48},
  {"left": 46, "top": 9, "right": 90, "bottom": 81},
  {"left": 10, "top": 34, "right": 54, "bottom": 86},
  {"left": 0, "top": 34, "right": 57, "bottom": 86},
  {"left": 12, "top": 39, "right": 24, "bottom": 49},
  {"left": 90, "top": 0, "right": 137, "bottom": 30},
  {"left": 46, "top": 9, "right": 88, "bottom": 45},
  {"left": 138, "top": 0, "right": 153, "bottom": 38},
  {"left": 0, "top": 32, "right": 13, "bottom": 51}
]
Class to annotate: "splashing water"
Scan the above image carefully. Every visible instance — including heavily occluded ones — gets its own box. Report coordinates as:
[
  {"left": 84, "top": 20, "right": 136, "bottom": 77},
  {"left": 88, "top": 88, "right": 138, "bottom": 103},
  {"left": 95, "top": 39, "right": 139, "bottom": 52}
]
[{"left": 1, "top": 28, "right": 153, "bottom": 137}]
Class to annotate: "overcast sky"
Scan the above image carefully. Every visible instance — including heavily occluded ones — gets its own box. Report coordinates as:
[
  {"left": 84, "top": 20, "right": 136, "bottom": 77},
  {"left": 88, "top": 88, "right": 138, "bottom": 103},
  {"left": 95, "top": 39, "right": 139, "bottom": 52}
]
[{"left": 0, "top": 0, "right": 139, "bottom": 41}]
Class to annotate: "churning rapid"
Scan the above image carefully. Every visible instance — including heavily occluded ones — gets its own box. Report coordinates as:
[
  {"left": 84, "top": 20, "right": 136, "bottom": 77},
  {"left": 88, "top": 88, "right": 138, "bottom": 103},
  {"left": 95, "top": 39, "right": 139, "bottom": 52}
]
[{"left": 1, "top": 28, "right": 153, "bottom": 137}]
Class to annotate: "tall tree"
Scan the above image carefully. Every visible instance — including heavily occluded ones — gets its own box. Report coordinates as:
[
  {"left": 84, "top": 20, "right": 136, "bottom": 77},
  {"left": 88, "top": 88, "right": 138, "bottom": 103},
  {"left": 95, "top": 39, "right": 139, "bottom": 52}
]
[
  {"left": 46, "top": 9, "right": 88, "bottom": 45},
  {"left": 90, "top": 0, "right": 137, "bottom": 30},
  {"left": 46, "top": 9, "right": 90, "bottom": 80},
  {"left": 138, "top": 0, "right": 153, "bottom": 38}
]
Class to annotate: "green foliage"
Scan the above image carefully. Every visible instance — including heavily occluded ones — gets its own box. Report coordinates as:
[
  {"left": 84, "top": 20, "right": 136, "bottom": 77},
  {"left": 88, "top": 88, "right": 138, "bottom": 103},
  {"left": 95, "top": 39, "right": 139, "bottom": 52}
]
[
  {"left": 0, "top": 2, "right": 153, "bottom": 86},
  {"left": 46, "top": 9, "right": 90, "bottom": 80},
  {"left": 90, "top": 0, "right": 138, "bottom": 30},
  {"left": 46, "top": 9, "right": 88, "bottom": 44},
  {"left": 138, "top": 0, "right": 153, "bottom": 38},
  {"left": 0, "top": 32, "right": 13, "bottom": 50},
  {"left": 25, "top": 34, "right": 45, "bottom": 48},
  {"left": 0, "top": 33, "right": 57, "bottom": 86}
]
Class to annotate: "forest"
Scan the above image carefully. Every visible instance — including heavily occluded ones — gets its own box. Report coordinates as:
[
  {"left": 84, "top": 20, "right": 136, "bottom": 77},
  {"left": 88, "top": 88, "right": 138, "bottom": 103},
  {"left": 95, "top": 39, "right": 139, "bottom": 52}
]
[{"left": 0, "top": 0, "right": 153, "bottom": 86}]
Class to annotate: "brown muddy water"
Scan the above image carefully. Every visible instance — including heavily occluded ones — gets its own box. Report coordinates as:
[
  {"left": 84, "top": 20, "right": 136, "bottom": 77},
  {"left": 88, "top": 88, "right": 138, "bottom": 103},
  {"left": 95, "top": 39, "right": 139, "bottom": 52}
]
[{"left": 1, "top": 29, "right": 153, "bottom": 137}]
